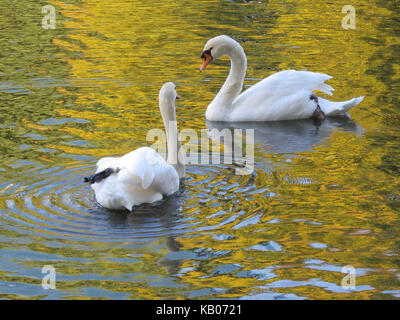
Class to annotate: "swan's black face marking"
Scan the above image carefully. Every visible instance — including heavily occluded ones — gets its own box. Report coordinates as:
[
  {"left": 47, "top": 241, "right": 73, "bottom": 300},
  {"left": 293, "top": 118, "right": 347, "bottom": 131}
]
[
  {"left": 201, "top": 48, "right": 213, "bottom": 59},
  {"left": 174, "top": 85, "right": 181, "bottom": 99},
  {"left": 84, "top": 168, "right": 119, "bottom": 184},
  {"left": 200, "top": 48, "right": 213, "bottom": 72}
]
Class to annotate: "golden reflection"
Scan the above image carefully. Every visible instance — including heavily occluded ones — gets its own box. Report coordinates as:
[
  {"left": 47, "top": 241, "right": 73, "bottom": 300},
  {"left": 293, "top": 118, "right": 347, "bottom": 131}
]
[{"left": 0, "top": 0, "right": 399, "bottom": 300}]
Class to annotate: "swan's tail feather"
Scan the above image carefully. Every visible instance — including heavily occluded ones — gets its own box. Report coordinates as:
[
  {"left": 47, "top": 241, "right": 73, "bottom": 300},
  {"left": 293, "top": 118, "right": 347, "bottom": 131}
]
[
  {"left": 319, "top": 96, "right": 364, "bottom": 116},
  {"left": 317, "top": 82, "right": 334, "bottom": 96}
]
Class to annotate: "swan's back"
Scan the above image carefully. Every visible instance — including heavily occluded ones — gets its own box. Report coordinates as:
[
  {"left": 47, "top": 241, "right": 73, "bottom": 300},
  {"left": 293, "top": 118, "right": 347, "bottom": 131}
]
[
  {"left": 230, "top": 70, "right": 334, "bottom": 121},
  {"left": 91, "top": 147, "right": 179, "bottom": 210}
]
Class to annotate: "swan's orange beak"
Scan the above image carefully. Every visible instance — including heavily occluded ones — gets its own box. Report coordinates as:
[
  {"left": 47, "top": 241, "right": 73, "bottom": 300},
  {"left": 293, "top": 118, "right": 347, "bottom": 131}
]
[{"left": 200, "top": 53, "right": 212, "bottom": 72}]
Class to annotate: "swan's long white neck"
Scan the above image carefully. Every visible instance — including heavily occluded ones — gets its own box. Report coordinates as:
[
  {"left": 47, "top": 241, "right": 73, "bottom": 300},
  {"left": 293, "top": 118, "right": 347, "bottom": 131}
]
[
  {"left": 159, "top": 97, "right": 185, "bottom": 179},
  {"left": 208, "top": 42, "right": 247, "bottom": 115}
]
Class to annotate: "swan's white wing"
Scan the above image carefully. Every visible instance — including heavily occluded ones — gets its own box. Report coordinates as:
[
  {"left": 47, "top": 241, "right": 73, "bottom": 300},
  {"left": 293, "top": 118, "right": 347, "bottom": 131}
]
[
  {"left": 96, "top": 157, "right": 119, "bottom": 172},
  {"left": 234, "top": 70, "right": 334, "bottom": 107},
  {"left": 92, "top": 147, "right": 178, "bottom": 210},
  {"left": 96, "top": 147, "right": 166, "bottom": 190},
  {"left": 151, "top": 164, "right": 180, "bottom": 196},
  {"left": 228, "top": 70, "right": 335, "bottom": 121},
  {"left": 96, "top": 155, "right": 145, "bottom": 189},
  {"left": 118, "top": 147, "right": 166, "bottom": 190}
]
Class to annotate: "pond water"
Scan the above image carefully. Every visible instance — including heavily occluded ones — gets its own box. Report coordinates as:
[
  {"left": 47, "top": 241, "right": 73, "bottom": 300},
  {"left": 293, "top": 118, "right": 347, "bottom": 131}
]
[{"left": 0, "top": 0, "right": 399, "bottom": 299}]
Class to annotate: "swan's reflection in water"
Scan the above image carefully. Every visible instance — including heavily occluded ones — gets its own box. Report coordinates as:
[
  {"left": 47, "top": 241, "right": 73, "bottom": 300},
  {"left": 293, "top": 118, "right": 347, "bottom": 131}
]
[
  {"left": 101, "top": 186, "right": 186, "bottom": 274},
  {"left": 84, "top": 117, "right": 364, "bottom": 278},
  {"left": 207, "top": 117, "right": 363, "bottom": 154},
  {"left": 158, "top": 237, "right": 184, "bottom": 274},
  {"left": 105, "top": 191, "right": 183, "bottom": 229}
]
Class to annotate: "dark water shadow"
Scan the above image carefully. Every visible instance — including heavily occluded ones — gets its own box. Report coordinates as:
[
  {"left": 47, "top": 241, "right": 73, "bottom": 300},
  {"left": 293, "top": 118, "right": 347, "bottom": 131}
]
[
  {"left": 103, "top": 182, "right": 186, "bottom": 229},
  {"left": 101, "top": 189, "right": 186, "bottom": 273},
  {"left": 207, "top": 117, "right": 363, "bottom": 154},
  {"left": 74, "top": 181, "right": 188, "bottom": 243},
  {"left": 84, "top": 184, "right": 187, "bottom": 273},
  {"left": 157, "top": 236, "right": 184, "bottom": 274}
]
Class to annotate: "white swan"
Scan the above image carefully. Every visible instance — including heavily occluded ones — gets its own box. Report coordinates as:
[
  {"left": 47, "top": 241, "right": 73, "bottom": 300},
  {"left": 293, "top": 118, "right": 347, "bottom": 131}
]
[
  {"left": 84, "top": 82, "right": 185, "bottom": 211},
  {"left": 200, "top": 35, "right": 364, "bottom": 122}
]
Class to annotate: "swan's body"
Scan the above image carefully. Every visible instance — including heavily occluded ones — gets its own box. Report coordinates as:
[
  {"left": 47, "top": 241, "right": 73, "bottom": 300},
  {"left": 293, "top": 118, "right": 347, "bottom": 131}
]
[
  {"left": 85, "top": 83, "right": 184, "bottom": 211},
  {"left": 89, "top": 147, "right": 179, "bottom": 210},
  {"left": 200, "top": 35, "right": 364, "bottom": 122}
]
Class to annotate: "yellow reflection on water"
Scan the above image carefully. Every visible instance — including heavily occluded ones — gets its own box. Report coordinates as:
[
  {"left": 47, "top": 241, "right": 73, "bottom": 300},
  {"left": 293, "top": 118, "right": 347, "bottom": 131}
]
[{"left": 0, "top": 0, "right": 399, "bottom": 300}]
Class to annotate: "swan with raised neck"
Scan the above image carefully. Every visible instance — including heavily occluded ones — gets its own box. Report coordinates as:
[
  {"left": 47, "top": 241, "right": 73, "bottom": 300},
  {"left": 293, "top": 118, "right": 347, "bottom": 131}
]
[
  {"left": 200, "top": 35, "right": 364, "bottom": 122},
  {"left": 84, "top": 82, "right": 185, "bottom": 211}
]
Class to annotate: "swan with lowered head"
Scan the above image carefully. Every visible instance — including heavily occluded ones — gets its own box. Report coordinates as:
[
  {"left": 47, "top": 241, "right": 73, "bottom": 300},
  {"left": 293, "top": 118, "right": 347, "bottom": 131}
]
[
  {"left": 200, "top": 35, "right": 364, "bottom": 122},
  {"left": 84, "top": 82, "right": 185, "bottom": 211}
]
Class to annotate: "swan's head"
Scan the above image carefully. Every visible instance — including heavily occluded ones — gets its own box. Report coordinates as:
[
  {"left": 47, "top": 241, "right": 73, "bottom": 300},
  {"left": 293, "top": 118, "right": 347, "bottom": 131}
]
[
  {"left": 159, "top": 82, "right": 181, "bottom": 102},
  {"left": 200, "top": 35, "right": 239, "bottom": 72}
]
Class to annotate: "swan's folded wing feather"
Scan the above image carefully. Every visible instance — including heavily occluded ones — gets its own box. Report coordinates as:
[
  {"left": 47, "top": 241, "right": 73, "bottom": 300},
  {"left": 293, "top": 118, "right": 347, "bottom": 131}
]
[
  {"left": 117, "top": 168, "right": 146, "bottom": 188},
  {"left": 96, "top": 157, "right": 119, "bottom": 172},
  {"left": 96, "top": 147, "right": 167, "bottom": 190},
  {"left": 118, "top": 147, "right": 166, "bottom": 190},
  {"left": 233, "top": 70, "right": 334, "bottom": 107}
]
